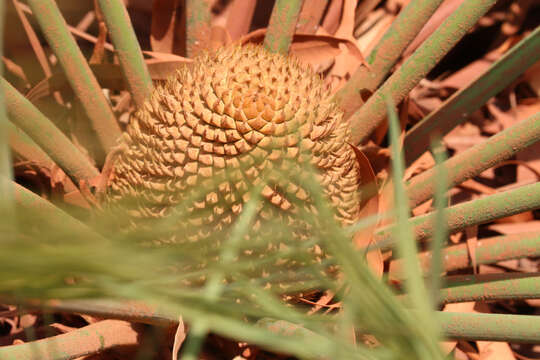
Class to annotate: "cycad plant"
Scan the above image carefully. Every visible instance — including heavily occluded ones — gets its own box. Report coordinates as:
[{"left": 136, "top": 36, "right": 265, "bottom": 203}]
[{"left": 0, "top": 0, "right": 539, "bottom": 359}]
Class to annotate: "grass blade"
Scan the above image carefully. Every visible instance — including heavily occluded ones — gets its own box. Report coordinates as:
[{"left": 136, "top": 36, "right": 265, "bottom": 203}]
[
  {"left": 376, "top": 182, "right": 540, "bottom": 249},
  {"left": 350, "top": 0, "right": 498, "bottom": 145},
  {"left": 407, "top": 110, "right": 540, "bottom": 208},
  {"left": 386, "top": 98, "right": 442, "bottom": 359},
  {"left": 181, "top": 191, "right": 260, "bottom": 360},
  {"left": 263, "top": 0, "right": 303, "bottom": 54},
  {"left": 186, "top": 0, "right": 212, "bottom": 57},
  {"left": 0, "top": 1, "right": 15, "bottom": 229},
  {"left": 404, "top": 26, "right": 540, "bottom": 164},
  {"left": 97, "top": 0, "right": 152, "bottom": 108},
  {"left": 428, "top": 141, "right": 447, "bottom": 307},
  {"left": 26, "top": 0, "right": 121, "bottom": 152},
  {"left": 334, "top": 0, "right": 445, "bottom": 117},
  {"left": 386, "top": 97, "right": 430, "bottom": 311},
  {"left": 3, "top": 79, "right": 99, "bottom": 186}
]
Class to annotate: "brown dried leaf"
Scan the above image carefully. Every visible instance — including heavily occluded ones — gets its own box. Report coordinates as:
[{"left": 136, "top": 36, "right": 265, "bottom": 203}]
[
  {"left": 239, "top": 29, "right": 365, "bottom": 72},
  {"left": 324, "top": 0, "right": 365, "bottom": 90},
  {"left": 225, "top": 0, "right": 257, "bottom": 40},
  {"left": 386, "top": 0, "right": 409, "bottom": 12},
  {"left": 477, "top": 341, "right": 516, "bottom": 360},
  {"left": 444, "top": 302, "right": 476, "bottom": 313},
  {"left": 523, "top": 61, "right": 540, "bottom": 96},
  {"left": 495, "top": 211, "right": 535, "bottom": 224},
  {"left": 63, "top": 189, "right": 92, "bottom": 209},
  {"left": 404, "top": 150, "right": 435, "bottom": 182},
  {"left": 355, "top": 0, "right": 383, "bottom": 25},
  {"left": 306, "top": 291, "right": 341, "bottom": 315},
  {"left": 488, "top": 220, "right": 540, "bottom": 235},
  {"left": 172, "top": 317, "right": 187, "bottom": 360},
  {"left": 513, "top": 104, "right": 540, "bottom": 186},
  {"left": 440, "top": 58, "right": 493, "bottom": 90},
  {"left": 444, "top": 123, "right": 485, "bottom": 155},
  {"left": 2, "top": 56, "right": 29, "bottom": 86},
  {"left": 89, "top": 22, "right": 108, "bottom": 65},
  {"left": 517, "top": 145, "right": 540, "bottom": 183},
  {"left": 151, "top": 0, "right": 184, "bottom": 54},
  {"left": 321, "top": 0, "right": 344, "bottom": 35},
  {"left": 403, "top": 0, "right": 466, "bottom": 58},
  {"left": 350, "top": 144, "right": 383, "bottom": 278},
  {"left": 412, "top": 198, "right": 433, "bottom": 217},
  {"left": 334, "top": 0, "right": 356, "bottom": 39},
  {"left": 124, "top": 0, "right": 153, "bottom": 12},
  {"left": 372, "top": 96, "right": 409, "bottom": 145},
  {"left": 26, "top": 59, "right": 192, "bottom": 103},
  {"left": 412, "top": 96, "right": 444, "bottom": 118},
  {"left": 75, "top": 8, "right": 96, "bottom": 32},
  {"left": 376, "top": 178, "right": 395, "bottom": 235},
  {"left": 209, "top": 25, "right": 232, "bottom": 50},
  {"left": 143, "top": 50, "right": 192, "bottom": 62},
  {"left": 10, "top": 0, "right": 53, "bottom": 81},
  {"left": 19, "top": 313, "right": 38, "bottom": 329},
  {"left": 441, "top": 340, "right": 458, "bottom": 356},
  {"left": 457, "top": 340, "right": 480, "bottom": 360},
  {"left": 501, "top": 0, "right": 534, "bottom": 36},
  {"left": 297, "top": 0, "right": 327, "bottom": 34},
  {"left": 458, "top": 179, "right": 497, "bottom": 196},
  {"left": 49, "top": 323, "right": 76, "bottom": 334},
  {"left": 356, "top": 11, "right": 395, "bottom": 56},
  {"left": 474, "top": 304, "right": 516, "bottom": 360},
  {"left": 360, "top": 144, "right": 390, "bottom": 181},
  {"left": 465, "top": 225, "right": 479, "bottom": 275}
]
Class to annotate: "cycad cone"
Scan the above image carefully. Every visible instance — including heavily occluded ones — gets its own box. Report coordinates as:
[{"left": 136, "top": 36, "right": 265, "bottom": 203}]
[{"left": 107, "top": 44, "right": 362, "bottom": 242}]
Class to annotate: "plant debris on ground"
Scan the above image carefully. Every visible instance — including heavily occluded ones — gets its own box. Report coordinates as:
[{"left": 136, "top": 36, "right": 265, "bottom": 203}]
[{"left": 0, "top": 0, "right": 539, "bottom": 359}]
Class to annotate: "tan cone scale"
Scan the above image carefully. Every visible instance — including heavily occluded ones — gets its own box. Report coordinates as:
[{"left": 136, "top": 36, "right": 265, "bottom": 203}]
[{"left": 107, "top": 44, "right": 362, "bottom": 241}]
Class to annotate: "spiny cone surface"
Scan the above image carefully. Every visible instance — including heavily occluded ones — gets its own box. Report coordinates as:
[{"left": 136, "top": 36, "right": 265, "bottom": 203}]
[{"left": 107, "top": 44, "right": 362, "bottom": 243}]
